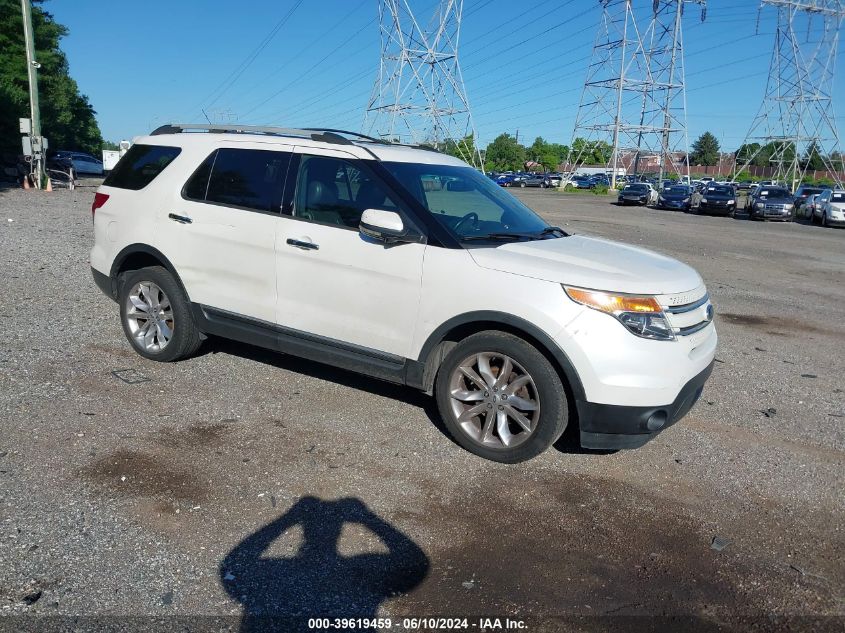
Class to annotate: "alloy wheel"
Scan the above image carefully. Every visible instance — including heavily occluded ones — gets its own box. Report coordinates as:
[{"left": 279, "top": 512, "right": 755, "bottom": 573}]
[
  {"left": 124, "top": 281, "right": 174, "bottom": 352},
  {"left": 448, "top": 352, "right": 540, "bottom": 449}
]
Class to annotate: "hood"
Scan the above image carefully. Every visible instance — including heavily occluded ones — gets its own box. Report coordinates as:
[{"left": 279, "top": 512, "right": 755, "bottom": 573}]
[
  {"left": 661, "top": 192, "right": 691, "bottom": 200},
  {"left": 468, "top": 235, "right": 702, "bottom": 295},
  {"left": 703, "top": 191, "right": 735, "bottom": 200}
]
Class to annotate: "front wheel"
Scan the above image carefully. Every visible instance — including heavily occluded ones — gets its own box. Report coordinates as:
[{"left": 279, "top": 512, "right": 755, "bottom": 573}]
[
  {"left": 118, "top": 266, "right": 203, "bottom": 362},
  {"left": 520, "top": 182, "right": 526, "bottom": 188},
  {"left": 434, "top": 331, "right": 568, "bottom": 463}
]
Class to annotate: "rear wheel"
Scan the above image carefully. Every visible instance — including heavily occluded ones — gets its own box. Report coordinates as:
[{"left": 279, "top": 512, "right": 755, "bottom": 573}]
[
  {"left": 435, "top": 331, "right": 568, "bottom": 463},
  {"left": 118, "top": 266, "right": 203, "bottom": 362}
]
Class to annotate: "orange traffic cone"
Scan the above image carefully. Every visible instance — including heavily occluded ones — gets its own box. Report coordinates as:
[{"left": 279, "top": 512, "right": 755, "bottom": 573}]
[
  {"left": 45, "top": 177, "right": 52, "bottom": 192},
  {"left": 22, "top": 174, "right": 30, "bottom": 190}
]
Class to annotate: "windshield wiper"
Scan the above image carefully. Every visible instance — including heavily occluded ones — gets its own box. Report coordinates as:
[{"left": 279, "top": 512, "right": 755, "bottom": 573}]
[
  {"left": 537, "top": 226, "right": 567, "bottom": 237},
  {"left": 460, "top": 232, "right": 534, "bottom": 242}
]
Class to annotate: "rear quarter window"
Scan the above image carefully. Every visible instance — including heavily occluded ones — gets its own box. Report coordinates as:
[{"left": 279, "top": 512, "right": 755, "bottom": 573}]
[{"left": 103, "top": 144, "right": 181, "bottom": 190}]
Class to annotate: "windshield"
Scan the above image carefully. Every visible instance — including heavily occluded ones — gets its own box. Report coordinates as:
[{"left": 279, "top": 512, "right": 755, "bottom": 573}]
[
  {"left": 710, "top": 186, "right": 733, "bottom": 195},
  {"left": 383, "top": 162, "right": 551, "bottom": 240},
  {"left": 832, "top": 192, "right": 845, "bottom": 202},
  {"left": 667, "top": 186, "right": 689, "bottom": 195},
  {"left": 759, "top": 188, "right": 791, "bottom": 197},
  {"left": 624, "top": 185, "right": 647, "bottom": 192}
]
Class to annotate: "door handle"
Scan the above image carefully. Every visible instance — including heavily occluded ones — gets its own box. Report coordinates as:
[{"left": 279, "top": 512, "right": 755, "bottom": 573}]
[
  {"left": 286, "top": 238, "right": 319, "bottom": 251},
  {"left": 168, "top": 213, "right": 192, "bottom": 224}
]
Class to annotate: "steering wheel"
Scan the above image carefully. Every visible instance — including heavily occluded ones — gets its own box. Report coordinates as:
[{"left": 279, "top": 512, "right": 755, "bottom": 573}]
[{"left": 453, "top": 211, "right": 479, "bottom": 234}]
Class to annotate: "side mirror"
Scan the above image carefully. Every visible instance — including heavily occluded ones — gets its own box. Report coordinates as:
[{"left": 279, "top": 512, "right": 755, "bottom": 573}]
[{"left": 359, "top": 209, "right": 418, "bottom": 244}]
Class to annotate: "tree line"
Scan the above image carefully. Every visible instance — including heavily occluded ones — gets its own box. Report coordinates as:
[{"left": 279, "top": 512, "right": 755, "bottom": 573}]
[{"left": 0, "top": 0, "right": 103, "bottom": 158}]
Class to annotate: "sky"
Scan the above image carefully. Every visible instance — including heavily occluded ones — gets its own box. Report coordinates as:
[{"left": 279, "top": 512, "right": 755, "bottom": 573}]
[{"left": 45, "top": 0, "right": 845, "bottom": 152}]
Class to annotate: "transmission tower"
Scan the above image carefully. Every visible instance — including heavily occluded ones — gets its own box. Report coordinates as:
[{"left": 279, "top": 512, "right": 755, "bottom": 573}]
[
  {"left": 565, "top": 0, "right": 705, "bottom": 189},
  {"left": 364, "top": 0, "right": 483, "bottom": 169},
  {"left": 733, "top": 1, "right": 845, "bottom": 190}
]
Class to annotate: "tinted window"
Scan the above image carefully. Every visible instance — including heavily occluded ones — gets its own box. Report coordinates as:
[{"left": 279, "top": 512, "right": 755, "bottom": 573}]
[
  {"left": 205, "top": 148, "right": 289, "bottom": 212},
  {"left": 293, "top": 155, "right": 398, "bottom": 228},
  {"left": 711, "top": 186, "right": 732, "bottom": 195},
  {"left": 667, "top": 187, "right": 689, "bottom": 195},
  {"left": 832, "top": 192, "right": 845, "bottom": 202},
  {"left": 183, "top": 151, "right": 216, "bottom": 201},
  {"left": 103, "top": 144, "right": 181, "bottom": 190}
]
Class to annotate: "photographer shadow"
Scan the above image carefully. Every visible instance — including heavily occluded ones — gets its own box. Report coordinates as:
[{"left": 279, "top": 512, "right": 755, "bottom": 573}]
[{"left": 221, "top": 496, "right": 429, "bottom": 632}]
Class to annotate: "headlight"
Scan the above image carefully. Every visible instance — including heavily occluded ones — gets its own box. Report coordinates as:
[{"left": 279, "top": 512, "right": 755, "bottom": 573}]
[
  {"left": 755, "top": 202, "right": 765, "bottom": 208},
  {"left": 701, "top": 197, "right": 708, "bottom": 203},
  {"left": 683, "top": 196, "right": 690, "bottom": 202},
  {"left": 728, "top": 199, "right": 735, "bottom": 204},
  {"left": 563, "top": 286, "right": 675, "bottom": 341}
]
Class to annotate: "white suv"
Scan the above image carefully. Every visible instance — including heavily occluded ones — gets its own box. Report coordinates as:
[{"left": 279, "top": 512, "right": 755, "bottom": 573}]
[
  {"left": 813, "top": 188, "right": 845, "bottom": 227},
  {"left": 90, "top": 124, "right": 717, "bottom": 463}
]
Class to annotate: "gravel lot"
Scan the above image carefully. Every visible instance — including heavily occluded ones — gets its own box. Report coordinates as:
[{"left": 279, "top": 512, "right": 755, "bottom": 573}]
[{"left": 0, "top": 183, "right": 843, "bottom": 631}]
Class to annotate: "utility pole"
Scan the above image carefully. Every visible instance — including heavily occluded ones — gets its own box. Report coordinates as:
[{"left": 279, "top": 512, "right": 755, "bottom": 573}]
[
  {"left": 364, "top": 0, "right": 484, "bottom": 169},
  {"left": 565, "top": 0, "right": 705, "bottom": 189},
  {"left": 21, "top": 0, "right": 42, "bottom": 188},
  {"left": 733, "top": 0, "right": 845, "bottom": 190}
]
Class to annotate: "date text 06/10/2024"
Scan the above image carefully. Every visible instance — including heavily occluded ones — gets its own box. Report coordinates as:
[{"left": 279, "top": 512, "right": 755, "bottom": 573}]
[{"left": 306, "top": 617, "right": 528, "bottom": 630}]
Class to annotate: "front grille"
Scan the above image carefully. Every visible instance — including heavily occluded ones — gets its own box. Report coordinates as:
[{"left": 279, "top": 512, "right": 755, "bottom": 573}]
[{"left": 659, "top": 289, "right": 713, "bottom": 337}]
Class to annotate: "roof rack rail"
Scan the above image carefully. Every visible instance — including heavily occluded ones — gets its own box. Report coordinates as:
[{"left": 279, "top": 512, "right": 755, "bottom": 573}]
[{"left": 149, "top": 123, "right": 394, "bottom": 147}]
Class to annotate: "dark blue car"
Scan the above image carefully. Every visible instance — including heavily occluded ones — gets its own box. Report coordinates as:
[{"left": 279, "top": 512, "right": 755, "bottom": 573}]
[{"left": 656, "top": 185, "right": 693, "bottom": 211}]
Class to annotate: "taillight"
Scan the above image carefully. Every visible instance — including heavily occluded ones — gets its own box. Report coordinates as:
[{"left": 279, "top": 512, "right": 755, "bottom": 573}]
[{"left": 91, "top": 192, "right": 109, "bottom": 221}]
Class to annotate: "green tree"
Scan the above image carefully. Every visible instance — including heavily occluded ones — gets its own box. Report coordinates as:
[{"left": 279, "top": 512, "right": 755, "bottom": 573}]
[
  {"left": 485, "top": 133, "right": 525, "bottom": 172},
  {"left": 571, "top": 137, "right": 611, "bottom": 164},
  {"left": 690, "top": 131, "right": 720, "bottom": 166},
  {"left": 802, "top": 141, "right": 825, "bottom": 171},
  {"left": 102, "top": 140, "right": 120, "bottom": 151},
  {"left": 442, "top": 134, "right": 479, "bottom": 164},
  {"left": 528, "top": 136, "right": 568, "bottom": 171},
  {"left": 0, "top": 0, "right": 103, "bottom": 156}
]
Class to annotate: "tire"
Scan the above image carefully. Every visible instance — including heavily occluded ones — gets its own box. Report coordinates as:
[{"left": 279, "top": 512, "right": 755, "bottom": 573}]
[
  {"left": 118, "top": 266, "right": 203, "bottom": 362},
  {"left": 822, "top": 213, "right": 828, "bottom": 227},
  {"left": 434, "top": 331, "right": 568, "bottom": 463},
  {"left": 520, "top": 182, "right": 526, "bottom": 188}
]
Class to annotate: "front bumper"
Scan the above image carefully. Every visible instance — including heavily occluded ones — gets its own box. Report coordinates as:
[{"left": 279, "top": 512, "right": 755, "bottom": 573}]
[
  {"left": 578, "top": 360, "right": 714, "bottom": 449},
  {"left": 700, "top": 202, "right": 735, "bottom": 215}
]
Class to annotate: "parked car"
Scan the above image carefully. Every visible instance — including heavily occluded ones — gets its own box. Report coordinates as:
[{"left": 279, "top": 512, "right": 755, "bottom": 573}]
[
  {"left": 54, "top": 150, "right": 104, "bottom": 175},
  {"left": 90, "top": 123, "right": 716, "bottom": 463},
  {"left": 735, "top": 180, "right": 755, "bottom": 191},
  {"left": 748, "top": 186, "right": 795, "bottom": 221},
  {"left": 798, "top": 193, "right": 820, "bottom": 221},
  {"left": 813, "top": 188, "right": 845, "bottom": 227},
  {"left": 543, "top": 173, "right": 562, "bottom": 188},
  {"left": 569, "top": 176, "right": 594, "bottom": 189},
  {"left": 793, "top": 185, "right": 826, "bottom": 213},
  {"left": 695, "top": 184, "right": 737, "bottom": 216},
  {"left": 655, "top": 185, "right": 692, "bottom": 211},
  {"left": 518, "top": 174, "right": 546, "bottom": 188},
  {"left": 617, "top": 183, "right": 657, "bottom": 206},
  {"left": 496, "top": 174, "right": 515, "bottom": 187}
]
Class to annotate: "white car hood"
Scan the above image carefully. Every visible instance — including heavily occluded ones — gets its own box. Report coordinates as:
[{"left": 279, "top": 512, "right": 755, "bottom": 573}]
[{"left": 468, "top": 235, "right": 702, "bottom": 295}]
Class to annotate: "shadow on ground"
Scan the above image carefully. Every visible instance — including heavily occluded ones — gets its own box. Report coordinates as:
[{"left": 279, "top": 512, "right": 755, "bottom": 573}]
[{"left": 221, "top": 496, "right": 429, "bottom": 632}]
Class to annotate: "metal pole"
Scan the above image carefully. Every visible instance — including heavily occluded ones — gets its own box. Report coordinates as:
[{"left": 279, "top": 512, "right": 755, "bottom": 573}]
[
  {"left": 21, "top": 0, "right": 42, "bottom": 188},
  {"left": 611, "top": 0, "right": 630, "bottom": 190},
  {"left": 658, "top": 1, "right": 683, "bottom": 188}
]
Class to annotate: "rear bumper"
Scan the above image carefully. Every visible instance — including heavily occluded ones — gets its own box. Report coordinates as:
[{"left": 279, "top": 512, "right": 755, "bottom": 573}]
[{"left": 577, "top": 360, "right": 714, "bottom": 450}]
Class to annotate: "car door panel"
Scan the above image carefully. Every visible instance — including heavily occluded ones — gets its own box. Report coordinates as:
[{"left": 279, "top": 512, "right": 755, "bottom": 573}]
[
  {"left": 158, "top": 145, "right": 293, "bottom": 323},
  {"left": 275, "top": 148, "right": 425, "bottom": 358}
]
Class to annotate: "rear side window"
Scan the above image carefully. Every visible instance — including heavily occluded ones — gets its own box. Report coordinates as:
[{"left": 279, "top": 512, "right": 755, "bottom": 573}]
[
  {"left": 103, "top": 144, "right": 181, "bottom": 190},
  {"left": 191, "top": 148, "right": 290, "bottom": 213}
]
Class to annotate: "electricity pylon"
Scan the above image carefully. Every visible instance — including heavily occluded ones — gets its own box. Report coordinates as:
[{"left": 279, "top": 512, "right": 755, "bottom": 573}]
[
  {"left": 733, "top": 1, "right": 845, "bottom": 190},
  {"left": 364, "top": 0, "right": 484, "bottom": 169},
  {"left": 565, "top": 0, "right": 705, "bottom": 189}
]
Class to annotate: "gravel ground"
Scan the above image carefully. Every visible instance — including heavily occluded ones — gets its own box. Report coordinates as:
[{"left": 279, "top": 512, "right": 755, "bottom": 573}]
[{"left": 0, "top": 183, "right": 843, "bottom": 631}]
